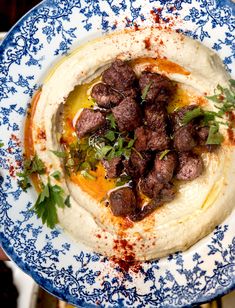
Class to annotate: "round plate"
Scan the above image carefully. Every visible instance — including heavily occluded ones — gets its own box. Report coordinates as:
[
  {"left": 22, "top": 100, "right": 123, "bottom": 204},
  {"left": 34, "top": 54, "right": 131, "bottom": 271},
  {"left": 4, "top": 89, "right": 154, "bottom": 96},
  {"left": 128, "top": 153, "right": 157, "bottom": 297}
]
[{"left": 0, "top": 1, "right": 235, "bottom": 307}]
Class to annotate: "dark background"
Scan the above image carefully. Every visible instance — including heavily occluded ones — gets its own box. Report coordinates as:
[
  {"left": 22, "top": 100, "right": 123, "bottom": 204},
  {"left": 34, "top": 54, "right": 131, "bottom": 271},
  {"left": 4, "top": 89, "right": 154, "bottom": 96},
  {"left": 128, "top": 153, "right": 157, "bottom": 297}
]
[{"left": 0, "top": 0, "right": 41, "bottom": 31}]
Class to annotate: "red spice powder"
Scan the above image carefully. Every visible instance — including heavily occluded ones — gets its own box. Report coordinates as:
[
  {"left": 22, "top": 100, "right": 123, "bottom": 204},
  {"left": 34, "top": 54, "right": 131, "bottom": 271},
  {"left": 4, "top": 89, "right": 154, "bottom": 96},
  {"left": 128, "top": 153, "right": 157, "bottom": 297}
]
[
  {"left": 59, "top": 136, "right": 67, "bottom": 145},
  {"left": 11, "top": 134, "right": 21, "bottom": 147},
  {"left": 227, "top": 128, "right": 235, "bottom": 144},
  {"left": 111, "top": 256, "right": 142, "bottom": 273},
  {"left": 227, "top": 111, "right": 235, "bottom": 127},
  {"left": 150, "top": 9, "right": 161, "bottom": 23},
  {"left": 133, "top": 22, "right": 139, "bottom": 31},
  {"left": 111, "top": 238, "right": 142, "bottom": 273},
  {"left": 37, "top": 129, "right": 46, "bottom": 140},
  {"left": 96, "top": 234, "right": 101, "bottom": 239},
  {"left": 144, "top": 37, "right": 151, "bottom": 50},
  {"left": 9, "top": 165, "right": 15, "bottom": 177}
]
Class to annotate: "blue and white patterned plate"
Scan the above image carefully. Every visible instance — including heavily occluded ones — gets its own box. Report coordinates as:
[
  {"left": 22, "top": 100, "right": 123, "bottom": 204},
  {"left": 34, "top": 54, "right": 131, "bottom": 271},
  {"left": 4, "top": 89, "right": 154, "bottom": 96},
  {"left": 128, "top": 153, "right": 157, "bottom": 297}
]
[{"left": 0, "top": 1, "right": 235, "bottom": 307}]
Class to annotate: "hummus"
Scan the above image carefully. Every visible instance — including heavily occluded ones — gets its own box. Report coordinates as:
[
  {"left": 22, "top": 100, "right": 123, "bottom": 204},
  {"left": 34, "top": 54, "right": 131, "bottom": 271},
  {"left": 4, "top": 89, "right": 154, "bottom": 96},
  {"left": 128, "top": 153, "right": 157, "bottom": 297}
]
[{"left": 30, "top": 28, "right": 235, "bottom": 261}]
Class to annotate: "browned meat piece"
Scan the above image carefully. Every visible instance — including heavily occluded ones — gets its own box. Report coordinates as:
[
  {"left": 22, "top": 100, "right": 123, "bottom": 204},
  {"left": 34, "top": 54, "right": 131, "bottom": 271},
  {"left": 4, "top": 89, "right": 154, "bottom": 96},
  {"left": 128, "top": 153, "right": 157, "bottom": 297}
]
[
  {"left": 196, "top": 126, "right": 209, "bottom": 144},
  {"left": 154, "top": 152, "right": 177, "bottom": 183},
  {"left": 144, "top": 104, "right": 168, "bottom": 132},
  {"left": 195, "top": 126, "right": 219, "bottom": 151},
  {"left": 102, "top": 59, "right": 136, "bottom": 91},
  {"left": 76, "top": 108, "right": 106, "bottom": 138},
  {"left": 129, "top": 198, "right": 161, "bottom": 221},
  {"left": 102, "top": 157, "right": 123, "bottom": 179},
  {"left": 121, "top": 87, "right": 138, "bottom": 99},
  {"left": 176, "top": 152, "right": 203, "bottom": 181},
  {"left": 139, "top": 71, "right": 174, "bottom": 104},
  {"left": 91, "top": 83, "right": 123, "bottom": 108},
  {"left": 134, "top": 126, "right": 170, "bottom": 152},
  {"left": 139, "top": 171, "right": 164, "bottom": 199},
  {"left": 160, "top": 182, "right": 176, "bottom": 202},
  {"left": 129, "top": 183, "right": 176, "bottom": 221},
  {"left": 170, "top": 105, "right": 197, "bottom": 131},
  {"left": 173, "top": 123, "right": 197, "bottom": 152},
  {"left": 124, "top": 150, "right": 151, "bottom": 179},
  {"left": 109, "top": 187, "right": 136, "bottom": 216},
  {"left": 112, "top": 97, "right": 142, "bottom": 131}
]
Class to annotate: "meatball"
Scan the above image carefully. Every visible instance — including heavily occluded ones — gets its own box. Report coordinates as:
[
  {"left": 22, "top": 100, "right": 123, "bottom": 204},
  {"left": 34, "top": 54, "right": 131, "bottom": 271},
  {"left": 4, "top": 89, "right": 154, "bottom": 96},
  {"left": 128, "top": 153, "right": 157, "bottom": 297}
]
[
  {"left": 102, "top": 157, "right": 123, "bottom": 179},
  {"left": 112, "top": 97, "right": 142, "bottom": 131},
  {"left": 76, "top": 108, "right": 106, "bottom": 138},
  {"left": 160, "top": 182, "right": 176, "bottom": 202},
  {"left": 144, "top": 104, "right": 168, "bottom": 132},
  {"left": 134, "top": 126, "right": 170, "bottom": 152},
  {"left": 102, "top": 59, "right": 136, "bottom": 91},
  {"left": 170, "top": 105, "right": 197, "bottom": 132},
  {"left": 129, "top": 183, "right": 176, "bottom": 222},
  {"left": 139, "top": 71, "right": 174, "bottom": 104},
  {"left": 91, "top": 83, "right": 123, "bottom": 108},
  {"left": 124, "top": 150, "right": 151, "bottom": 179},
  {"left": 176, "top": 152, "right": 203, "bottom": 181},
  {"left": 109, "top": 187, "right": 136, "bottom": 217},
  {"left": 154, "top": 152, "right": 177, "bottom": 183},
  {"left": 129, "top": 198, "right": 161, "bottom": 222},
  {"left": 173, "top": 123, "right": 197, "bottom": 152},
  {"left": 139, "top": 171, "right": 164, "bottom": 199},
  {"left": 195, "top": 126, "right": 209, "bottom": 145}
]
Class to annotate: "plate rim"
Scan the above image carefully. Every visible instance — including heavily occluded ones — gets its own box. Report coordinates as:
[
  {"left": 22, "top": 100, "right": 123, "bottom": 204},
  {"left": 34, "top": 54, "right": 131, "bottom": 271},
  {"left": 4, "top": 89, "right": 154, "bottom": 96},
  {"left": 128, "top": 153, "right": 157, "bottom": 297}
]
[{"left": 0, "top": 0, "right": 235, "bottom": 307}]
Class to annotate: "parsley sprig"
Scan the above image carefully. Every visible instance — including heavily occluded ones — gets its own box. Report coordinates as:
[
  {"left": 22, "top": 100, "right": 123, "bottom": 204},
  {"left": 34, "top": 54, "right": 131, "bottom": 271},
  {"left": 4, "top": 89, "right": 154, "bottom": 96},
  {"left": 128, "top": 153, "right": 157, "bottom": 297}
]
[
  {"left": 52, "top": 114, "right": 136, "bottom": 182},
  {"left": 182, "top": 79, "right": 235, "bottom": 145},
  {"left": 141, "top": 81, "right": 153, "bottom": 101},
  {"left": 17, "top": 155, "right": 46, "bottom": 191},
  {"left": 52, "top": 141, "right": 99, "bottom": 178},
  {"left": 33, "top": 176, "right": 71, "bottom": 229}
]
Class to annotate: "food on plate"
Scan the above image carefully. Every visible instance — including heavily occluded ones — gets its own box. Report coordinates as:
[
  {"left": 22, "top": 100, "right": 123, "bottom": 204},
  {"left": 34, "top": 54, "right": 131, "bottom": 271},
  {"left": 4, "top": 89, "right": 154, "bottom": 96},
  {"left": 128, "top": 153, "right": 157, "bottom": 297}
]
[{"left": 20, "top": 27, "right": 235, "bottom": 261}]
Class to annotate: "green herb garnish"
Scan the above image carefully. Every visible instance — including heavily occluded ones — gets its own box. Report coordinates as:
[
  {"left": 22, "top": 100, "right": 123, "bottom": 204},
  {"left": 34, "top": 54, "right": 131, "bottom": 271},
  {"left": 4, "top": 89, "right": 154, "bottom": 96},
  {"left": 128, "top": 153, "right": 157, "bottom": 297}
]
[
  {"left": 0, "top": 141, "right": 4, "bottom": 148},
  {"left": 181, "top": 79, "right": 235, "bottom": 145},
  {"left": 159, "top": 149, "right": 171, "bottom": 160},
  {"left": 80, "top": 170, "right": 97, "bottom": 180},
  {"left": 17, "top": 154, "right": 46, "bottom": 191},
  {"left": 51, "top": 150, "right": 67, "bottom": 158},
  {"left": 141, "top": 81, "right": 152, "bottom": 101},
  {"left": 116, "top": 174, "right": 132, "bottom": 187},
  {"left": 32, "top": 177, "right": 71, "bottom": 229},
  {"left": 182, "top": 107, "right": 204, "bottom": 125},
  {"left": 206, "top": 124, "right": 224, "bottom": 145},
  {"left": 51, "top": 170, "right": 61, "bottom": 180},
  {"left": 105, "top": 130, "right": 116, "bottom": 142},
  {"left": 106, "top": 113, "right": 117, "bottom": 129}
]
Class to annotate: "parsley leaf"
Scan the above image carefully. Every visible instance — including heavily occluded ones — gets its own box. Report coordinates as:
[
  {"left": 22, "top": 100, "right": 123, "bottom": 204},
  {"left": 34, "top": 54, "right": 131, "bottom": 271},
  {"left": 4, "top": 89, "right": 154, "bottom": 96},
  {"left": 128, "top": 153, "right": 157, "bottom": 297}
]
[
  {"left": 159, "top": 149, "right": 171, "bottom": 160},
  {"left": 141, "top": 81, "right": 153, "bottom": 101},
  {"left": 229, "top": 79, "right": 235, "bottom": 88},
  {"left": 116, "top": 174, "right": 132, "bottom": 187},
  {"left": 106, "top": 114, "right": 117, "bottom": 129},
  {"left": 182, "top": 107, "right": 204, "bottom": 125},
  {"left": 0, "top": 141, "right": 4, "bottom": 148},
  {"left": 105, "top": 130, "right": 116, "bottom": 142},
  {"left": 51, "top": 170, "right": 61, "bottom": 180},
  {"left": 80, "top": 170, "right": 97, "bottom": 180},
  {"left": 33, "top": 177, "right": 70, "bottom": 229},
  {"left": 51, "top": 150, "right": 67, "bottom": 158},
  {"left": 206, "top": 125, "right": 224, "bottom": 145},
  {"left": 181, "top": 81, "right": 235, "bottom": 145},
  {"left": 17, "top": 155, "right": 46, "bottom": 191}
]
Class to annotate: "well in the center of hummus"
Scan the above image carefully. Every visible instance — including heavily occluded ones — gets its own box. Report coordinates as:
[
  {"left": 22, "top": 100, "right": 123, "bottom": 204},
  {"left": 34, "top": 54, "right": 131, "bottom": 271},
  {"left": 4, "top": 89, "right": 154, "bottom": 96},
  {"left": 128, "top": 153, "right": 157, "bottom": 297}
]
[{"left": 58, "top": 58, "right": 217, "bottom": 222}]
